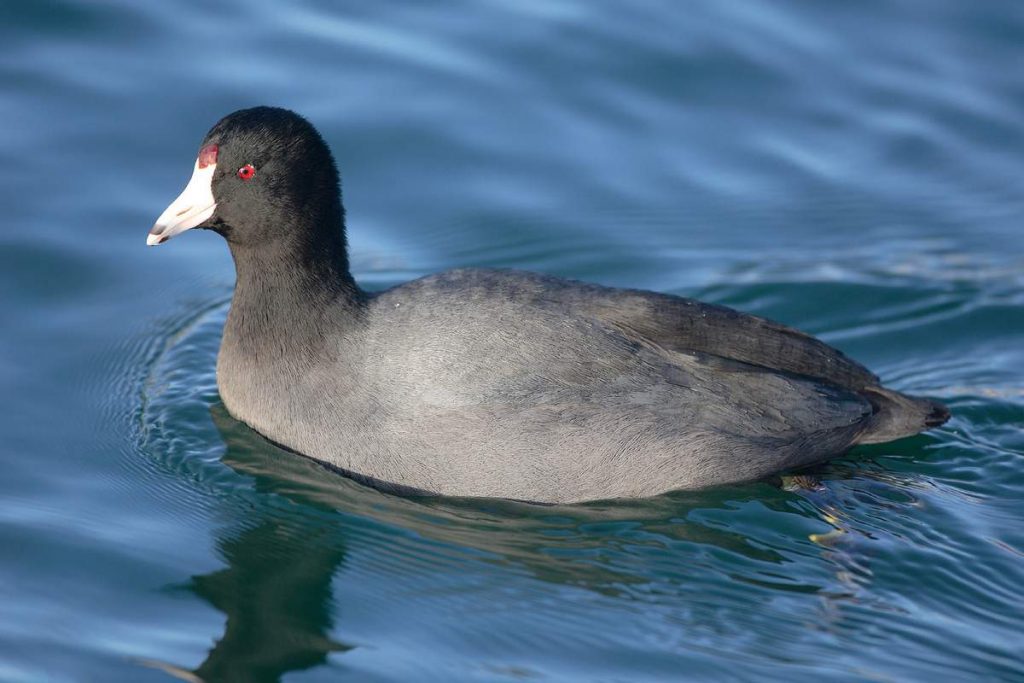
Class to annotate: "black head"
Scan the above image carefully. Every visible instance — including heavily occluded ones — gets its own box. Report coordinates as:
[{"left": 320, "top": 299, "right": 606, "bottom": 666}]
[{"left": 148, "top": 107, "right": 347, "bottom": 263}]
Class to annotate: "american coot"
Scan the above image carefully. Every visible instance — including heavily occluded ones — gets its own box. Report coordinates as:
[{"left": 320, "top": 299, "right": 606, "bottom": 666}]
[{"left": 147, "top": 107, "right": 949, "bottom": 503}]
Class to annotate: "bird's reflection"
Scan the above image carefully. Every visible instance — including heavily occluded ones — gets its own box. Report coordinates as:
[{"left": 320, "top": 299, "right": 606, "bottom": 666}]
[
  {"left": 172, "top": 407, "right": 353, "bottom": 683},
  {"left": 187, "top": 519, "right": 350, "bottom": 683},
  {"left": 169, "top": 404, "right": 883, "bottom": 682}
]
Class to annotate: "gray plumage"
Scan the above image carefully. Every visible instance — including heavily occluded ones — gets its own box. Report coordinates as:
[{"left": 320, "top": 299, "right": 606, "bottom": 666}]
[{"left": 150, "top": 107, "right": 949, "bottom": 504}]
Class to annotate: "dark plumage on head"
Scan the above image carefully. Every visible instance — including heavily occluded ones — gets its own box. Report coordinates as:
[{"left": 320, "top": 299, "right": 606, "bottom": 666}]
[{"left": 198, "top": 107, "right": 347, "bottom": 267}]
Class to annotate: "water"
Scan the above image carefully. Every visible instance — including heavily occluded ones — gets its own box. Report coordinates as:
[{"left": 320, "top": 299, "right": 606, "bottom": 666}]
[{"left": 2, "top": 1, "right": 1022, "bottom": 680}]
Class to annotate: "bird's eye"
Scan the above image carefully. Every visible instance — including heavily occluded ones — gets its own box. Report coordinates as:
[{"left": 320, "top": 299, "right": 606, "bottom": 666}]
[{"left": 237, "top": 164, "right": 256, "bottom": 181}]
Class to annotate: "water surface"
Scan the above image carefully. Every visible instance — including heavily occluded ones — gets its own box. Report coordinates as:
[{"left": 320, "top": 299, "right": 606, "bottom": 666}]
[{"left": 1, "top": 1, "right": 1023, "bottom": 681}]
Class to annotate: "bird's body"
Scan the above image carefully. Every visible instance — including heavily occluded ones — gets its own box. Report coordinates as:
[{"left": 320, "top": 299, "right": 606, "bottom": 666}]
[
  {"left": 216, "top": 264, "right": 944, "bottom": 503},
  {"left": 150, "top": 107, "right": 949, "bottom": 503}
]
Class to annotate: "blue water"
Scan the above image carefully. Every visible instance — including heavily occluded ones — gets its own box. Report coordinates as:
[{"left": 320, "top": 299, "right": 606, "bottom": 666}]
[{"left": 2, "top": 1, "right": 1023, "bottom": 680}]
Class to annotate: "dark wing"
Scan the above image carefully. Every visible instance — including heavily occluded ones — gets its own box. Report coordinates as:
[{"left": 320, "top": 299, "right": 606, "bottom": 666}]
[
  {"left": 564, "top": 283, "right": 949, "bottom": 443},
  {"left": 574, "top": 287, "right": 880, "bottom": 391}
]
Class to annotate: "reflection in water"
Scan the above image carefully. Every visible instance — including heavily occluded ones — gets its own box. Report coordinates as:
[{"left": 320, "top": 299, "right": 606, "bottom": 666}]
[
  {"left": 161, "top": 403, "right": 898, "bottom": 681},
  {"left": 186, "top": 520, "right": 351, "bottom": 683},
  {"left": 175, "top": 407, "right": 353, "bottom": 683}
]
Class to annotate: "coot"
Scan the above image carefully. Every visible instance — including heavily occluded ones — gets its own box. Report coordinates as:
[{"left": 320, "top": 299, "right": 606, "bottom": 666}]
[{"left": 147, "top": 107, "right": 949, "bottom": 503}]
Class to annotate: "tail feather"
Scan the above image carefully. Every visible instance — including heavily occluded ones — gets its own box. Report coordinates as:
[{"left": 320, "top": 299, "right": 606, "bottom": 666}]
[{"left": 858, "top": 387, "right": 950, "bottom": 445}]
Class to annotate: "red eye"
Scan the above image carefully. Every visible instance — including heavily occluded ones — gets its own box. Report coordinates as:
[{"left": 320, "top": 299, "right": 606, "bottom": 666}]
[{"left": 237, "top": 164, "right": 256, "bottom": 180}]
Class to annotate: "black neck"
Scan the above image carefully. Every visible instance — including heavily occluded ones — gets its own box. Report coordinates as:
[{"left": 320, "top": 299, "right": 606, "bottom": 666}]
[{"left": 223, "top": 221, "right": 365, "bottom": 359}]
